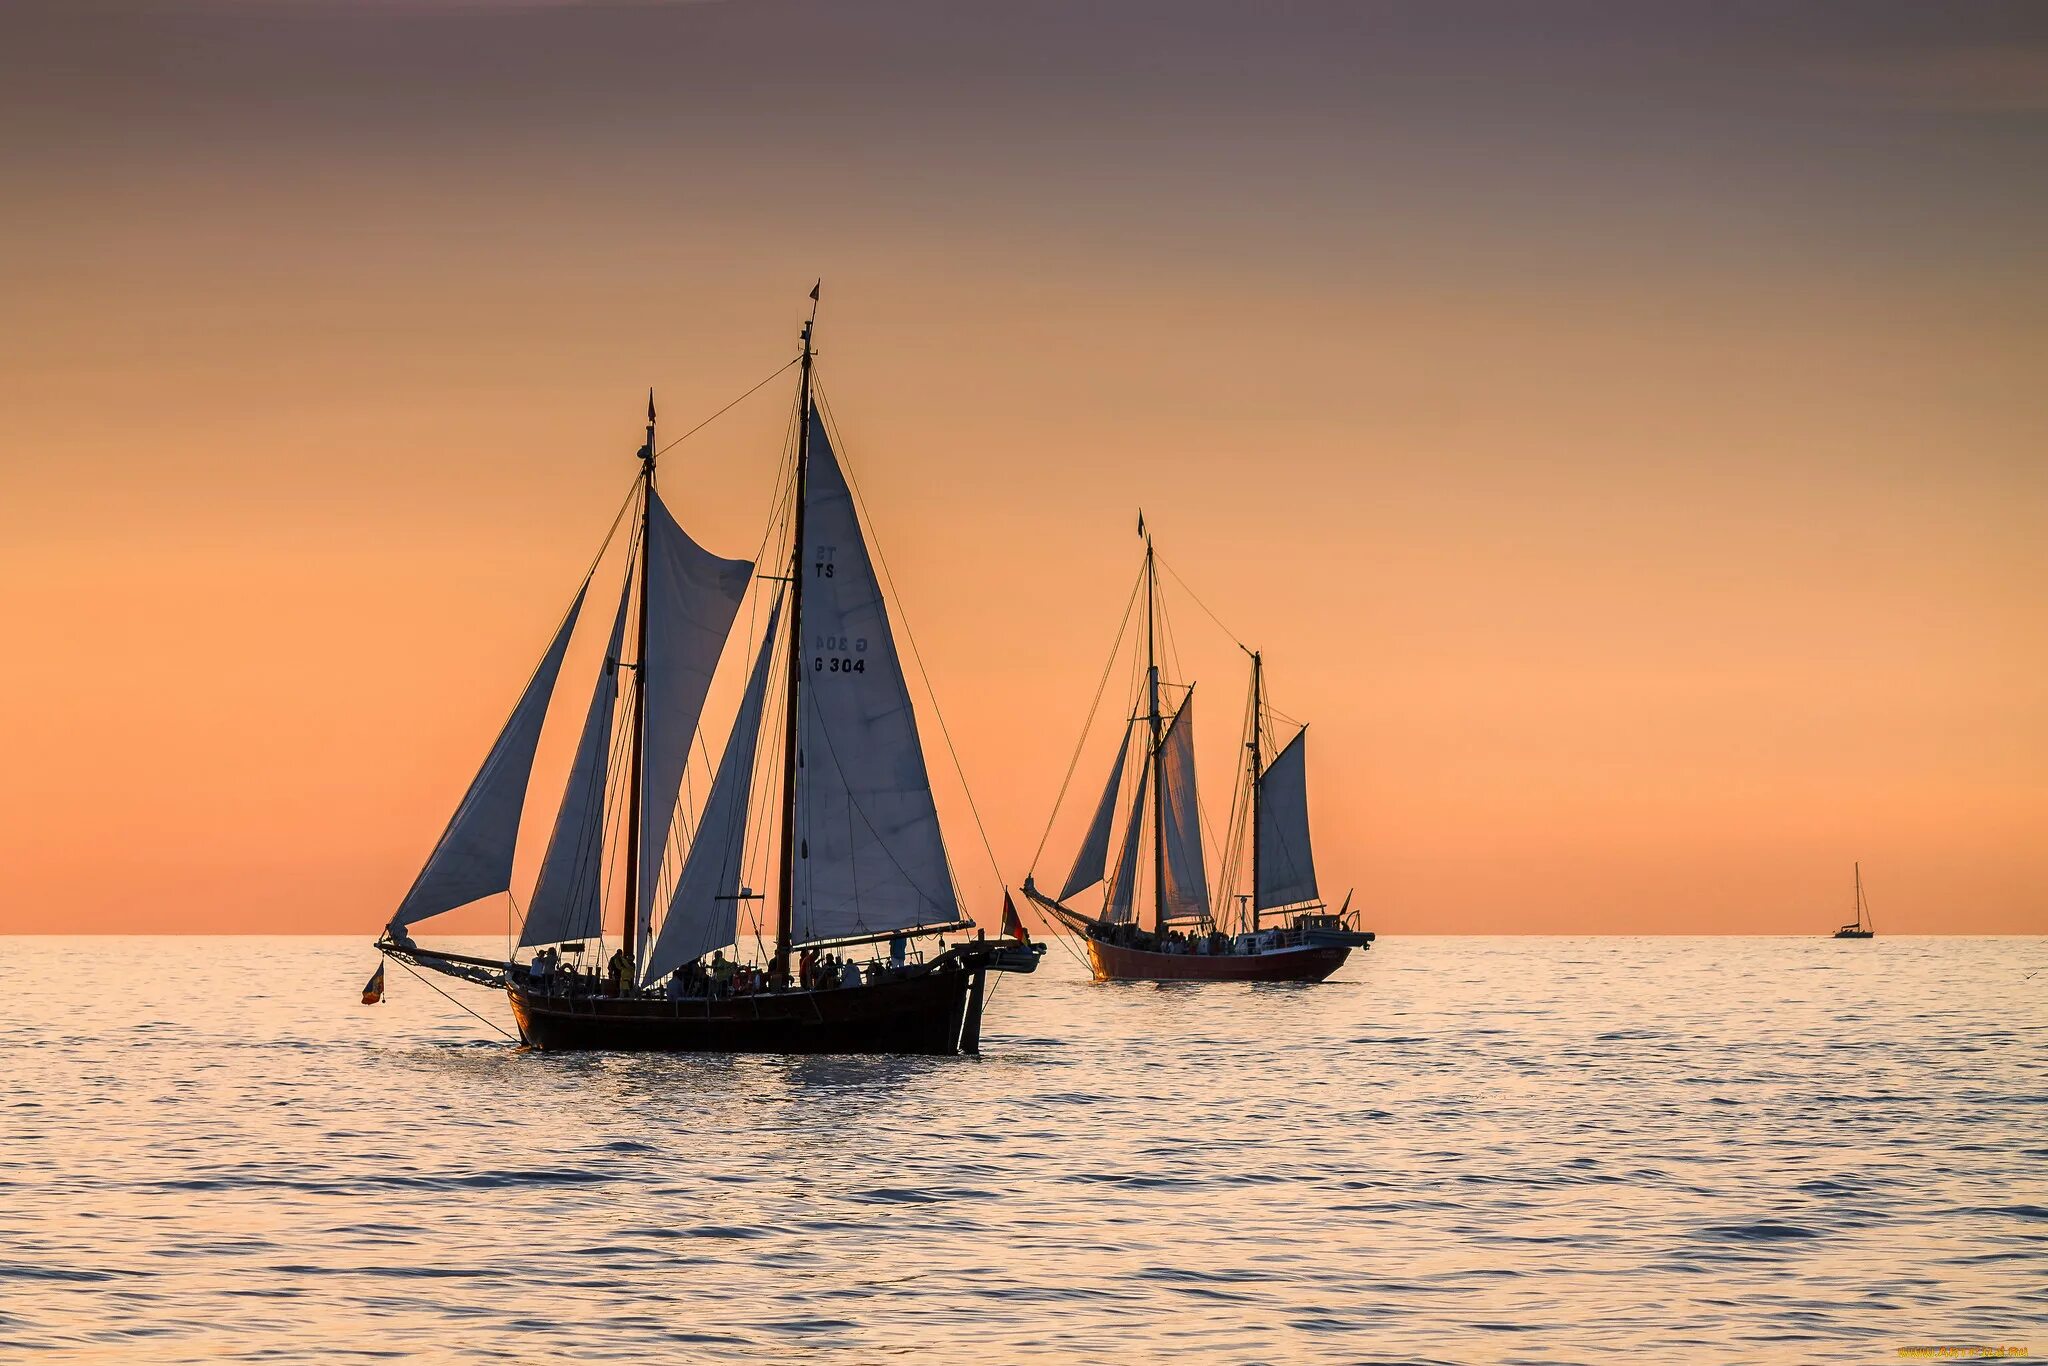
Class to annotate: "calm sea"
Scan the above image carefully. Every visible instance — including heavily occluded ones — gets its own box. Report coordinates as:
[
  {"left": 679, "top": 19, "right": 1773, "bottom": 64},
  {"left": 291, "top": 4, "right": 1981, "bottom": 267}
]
[{"left": 3, "top": 936, "right": 2042, "bottom": 1363}]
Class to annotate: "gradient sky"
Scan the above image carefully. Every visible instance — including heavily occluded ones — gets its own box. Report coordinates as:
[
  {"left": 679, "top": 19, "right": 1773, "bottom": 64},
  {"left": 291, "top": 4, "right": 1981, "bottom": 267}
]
[{"left": 2, "top": 1, "right": 2042, "bottom": 935}]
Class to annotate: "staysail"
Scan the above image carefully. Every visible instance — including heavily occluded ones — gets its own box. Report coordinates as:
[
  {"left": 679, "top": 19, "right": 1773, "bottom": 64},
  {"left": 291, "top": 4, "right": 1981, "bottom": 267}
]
[
  {"left": 640, "top": 593, "right": 784, "bottom": 985},
  {"left": 635, "top": 490, "right": 754, "bottom": 951},
  {"left": 1104, "top": 756, "right": 1150, "bottom": 923},
  {"left": 1256, "top": 728, "right": 1319, "bottom": 909},
  {"left": 1060, "top": 723, "right": 1132, "bottom": 901},
  {"left": 519, "top": 575, "right": 632, "bottom": 948},
  {"left": 391, "top": 582, "right": 588, "bottom": 928},
  {"left": 1157, "top": 691, "right": 1210, "bottom": 921},
  {"left": 791, "top": 412, "right": 963, "bottom": 945}
]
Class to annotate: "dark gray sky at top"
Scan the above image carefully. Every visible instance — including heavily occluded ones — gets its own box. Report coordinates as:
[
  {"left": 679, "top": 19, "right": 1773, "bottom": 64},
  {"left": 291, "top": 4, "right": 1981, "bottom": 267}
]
[{"left": 7, "top": 2, "right": 2044, "bottom": 232}]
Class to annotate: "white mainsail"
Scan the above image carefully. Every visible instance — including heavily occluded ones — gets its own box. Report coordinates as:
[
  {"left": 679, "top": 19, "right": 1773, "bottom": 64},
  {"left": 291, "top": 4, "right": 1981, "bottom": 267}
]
[
  {"left": 518, "top": 576, "right": 631, "bottom": 949},
  {"left": 1158, "top": 691, "right": 1210, "bottom": 921},
  {"left": 1104, "top": 757, "right": 1150, "bottom": 924},
  {"left": 640, "top": 593, "right": 784, "bottom": 985},
  {"left": 391, "top": 582, "right": 588, "bottom": 928},
  {"left": 1256, "top": 729, "right": 1319, "bottom": 909},
  {"left": 1060, "top": 724, "right": 1132, "bottom": 901},
  {"left": 635, "top": 490, "right": 754, "bottom": 952},
  {"left": 791, "top": 412, "right": 962, "bottom": 945}
]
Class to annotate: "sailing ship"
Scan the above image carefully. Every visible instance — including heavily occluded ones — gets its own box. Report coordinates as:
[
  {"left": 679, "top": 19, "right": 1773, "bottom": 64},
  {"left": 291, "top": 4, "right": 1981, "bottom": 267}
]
[
  {"left": 1021, "top": 529, "right": 1373, "bottom": 981},
  {"left": 372, "top": 300, "right": 1041, "bottom": 1051},
  {"left": 1832, "top": 862, "right": 1875, "bottom": 939}
]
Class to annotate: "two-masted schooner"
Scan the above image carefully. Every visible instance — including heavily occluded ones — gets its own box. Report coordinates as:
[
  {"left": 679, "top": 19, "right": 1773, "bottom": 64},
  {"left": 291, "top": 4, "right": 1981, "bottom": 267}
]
[
  {"left": 1832, "top": 862, "right": 1876, "bottom": 940},
  {"left": 371, "top": 302, "right": 1040, "bottom": 1051},
  {"left": 1022, "top": 528, "right": 1373, "bottom": 982}
]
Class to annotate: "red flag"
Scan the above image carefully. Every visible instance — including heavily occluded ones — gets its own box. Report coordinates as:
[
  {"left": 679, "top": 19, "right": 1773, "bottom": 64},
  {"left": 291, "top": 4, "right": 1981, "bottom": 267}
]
[
  {"left": 361, "top": 961, "right": 385, "bottom": 1005},
  {"left": 1000, "top": 889, "right": 1028, "bottom": 943}
]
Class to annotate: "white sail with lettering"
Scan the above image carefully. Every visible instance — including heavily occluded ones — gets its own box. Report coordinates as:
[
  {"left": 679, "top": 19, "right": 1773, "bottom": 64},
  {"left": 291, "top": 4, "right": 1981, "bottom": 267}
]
[{"left": 792, "top": 412, "right": 962, "bottom": 945}]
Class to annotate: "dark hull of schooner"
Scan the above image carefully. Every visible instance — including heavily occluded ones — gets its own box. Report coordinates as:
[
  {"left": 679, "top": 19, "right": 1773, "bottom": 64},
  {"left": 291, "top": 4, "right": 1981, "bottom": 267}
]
[
  {"left": 1832, "top": 927, "right": 1874, "bottom": 940},
  {"left": 505, "top": 942, "right": 1040, "bottom": 1054},
  {"left": 1081, "top": 935, "right": 1351, "bottom": 984}
]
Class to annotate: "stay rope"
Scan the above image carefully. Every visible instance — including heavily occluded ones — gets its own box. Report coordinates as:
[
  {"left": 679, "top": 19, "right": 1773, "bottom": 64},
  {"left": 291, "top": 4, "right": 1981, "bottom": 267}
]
[{"left": 389, "top": 955, "right": 519, "bottom": 1044}]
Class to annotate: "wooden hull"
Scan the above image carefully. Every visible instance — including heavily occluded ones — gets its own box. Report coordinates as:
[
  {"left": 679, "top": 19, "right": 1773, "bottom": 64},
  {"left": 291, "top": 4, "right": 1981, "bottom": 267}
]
[
  {"left": 1083, "top": 936, "right": 1351, "bottom": 983},
  {"left": 509, "top": 958, "right": 987, "bottom": 1054}
]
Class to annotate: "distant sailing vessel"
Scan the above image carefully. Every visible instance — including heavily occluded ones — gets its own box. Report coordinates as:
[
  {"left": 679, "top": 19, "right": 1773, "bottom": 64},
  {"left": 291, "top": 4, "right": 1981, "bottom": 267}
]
[
  {"left": 373, "top": 299, "right": 1040, "bottom": 1051},
  {"left": 1833, "top": 862, "right": 1876, "bottom": 940},
  {"left": 1022, "top": 529, "right": 1372, "bottom": 982}
]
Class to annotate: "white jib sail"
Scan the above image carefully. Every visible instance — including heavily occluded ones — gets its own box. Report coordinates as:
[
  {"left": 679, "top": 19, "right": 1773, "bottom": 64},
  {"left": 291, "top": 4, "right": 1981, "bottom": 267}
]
[
  {"left": 1158, "top": 690, "right": 1211, "bottom": 922},
  {"left": 640, "top": 593, "right": 783, "bottom": 985},
  {"left": 1256, "top": 728, "right": 1319, "bottom": 910},
  {"left": 1105, "top": 757, "right": 1150, "bottom": 924},
  {"left": 391, "top": 582, "right": 588, "bottom": 928},
  {"left": 519, "top": 574, "right": 632, "bottom": 948},
  {"left": 634, "top": 489, "right": 754, "bottom": 952},
  {"left": 791, "top": 410, "right": 962, "bottom": 945},
  {"left": 1060, "top": 723, "right": 1132, "bottom": 901}
]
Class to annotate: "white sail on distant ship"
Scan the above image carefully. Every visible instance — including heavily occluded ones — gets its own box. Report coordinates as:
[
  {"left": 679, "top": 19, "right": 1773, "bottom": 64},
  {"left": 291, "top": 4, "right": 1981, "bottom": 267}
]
[{"left": 1021, "top": 528, "right": 1371, "bottom": 982}]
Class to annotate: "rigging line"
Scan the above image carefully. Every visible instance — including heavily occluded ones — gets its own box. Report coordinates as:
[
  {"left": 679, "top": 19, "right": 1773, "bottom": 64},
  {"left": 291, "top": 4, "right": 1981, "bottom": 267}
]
[
  {"left": 1156, "top": 553, "right": 1246, "bottom": 652},
  {"left": 652, "top": 356, "right": 802, "bottom": 460},
  {"left": 1028, "top": 557, "right": 1147, "bottom": 874},
  {"left": 813, "top": 382, "right": 1003, "bottom": 902},
  {"left": 519, "top": 515, "right": 644, "bottom": 949},
  {"left": 394, "top": 484, "right": 634, "bottom": 931},
  {"left": 741, "top": 637, "right": 788, "bottom": 966},
  {"left": 643, "top": 392, "right": 803, "bottom": 963},
  {"left": 715, "top": 402, "right": 803, "bottom": 968},
  {"left": 390, "top": 956, "right": 518, "bottom": 1043}
]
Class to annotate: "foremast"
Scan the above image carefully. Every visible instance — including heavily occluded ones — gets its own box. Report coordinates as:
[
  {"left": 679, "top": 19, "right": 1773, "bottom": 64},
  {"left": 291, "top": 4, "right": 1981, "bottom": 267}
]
[
  {"left": 1248, "top": 648, "right": 1263, "bottom": 935},
  {"left": 1145, "top": 536, "right": 1166, "bottom": 938},
  {"left": 773, "top": 310, "right": 817, "bottom": 986},
  {"left": 621, "top": 392, "right": 657, "bottom": 981}
]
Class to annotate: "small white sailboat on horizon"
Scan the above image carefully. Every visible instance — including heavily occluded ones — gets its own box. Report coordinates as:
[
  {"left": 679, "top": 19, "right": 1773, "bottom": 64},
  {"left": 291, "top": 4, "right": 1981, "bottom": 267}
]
[{"left": 1833, "top": 862, "right": 1875, "bottom": 940}]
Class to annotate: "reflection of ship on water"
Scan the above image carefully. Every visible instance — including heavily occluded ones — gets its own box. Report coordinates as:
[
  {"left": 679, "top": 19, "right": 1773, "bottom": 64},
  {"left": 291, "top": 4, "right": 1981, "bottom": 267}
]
[
  {"left": 1023, "top": 525, "right": 1372, "bottom": 983},
  {"left": 372, "top": 294, "right": 1040, "bottom": 1052}
]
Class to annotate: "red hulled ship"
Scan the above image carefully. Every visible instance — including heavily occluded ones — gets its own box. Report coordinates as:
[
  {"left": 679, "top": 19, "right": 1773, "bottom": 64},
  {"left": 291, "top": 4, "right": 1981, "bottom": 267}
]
[{"left": 1021, "top": 528, "right": 1372, "bottom": 982}]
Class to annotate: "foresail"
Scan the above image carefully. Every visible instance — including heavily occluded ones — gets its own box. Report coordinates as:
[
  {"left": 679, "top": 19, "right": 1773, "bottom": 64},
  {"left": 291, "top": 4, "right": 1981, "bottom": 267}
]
[
  {"left": 519, "top": 575, "right": 631, "bottom": 948},
  {"left": 1158, "top": 691, "right": 1210, "bottom": 921},
  {"left": 635, "top": 490, "right": 754, "bottom": 952},
  {"left": 1060, "top": 723, "right": 1132, "bottom": 901},
  {"left": 640, "top": 593, "right": 783, "bottom": 985},
  {"left": 1105, "top": 758, "right": 1150, "bottom": 924},
  {"left": 391, "top": 582, "right": 588, "bottom": 928},
  {"left": 1256, "top": 729, "right": 1319, "bottom": 909},
  {"left": 792, "top": 411, "right": 962, "bottom": 945}
]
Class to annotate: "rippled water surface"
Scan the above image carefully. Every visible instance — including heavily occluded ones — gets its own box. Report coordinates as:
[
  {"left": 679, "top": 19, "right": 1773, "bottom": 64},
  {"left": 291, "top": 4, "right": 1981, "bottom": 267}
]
[{"left": 4, "top": 936, "right": 2043, "bottom": 1363}]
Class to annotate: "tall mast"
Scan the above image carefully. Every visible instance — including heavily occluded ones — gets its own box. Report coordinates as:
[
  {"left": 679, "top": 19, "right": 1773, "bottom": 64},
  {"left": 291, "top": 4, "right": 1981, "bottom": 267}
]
[
  {"left": 773, "top": 309, "right": 817, "bottom": 984},
  {"left": 1854, "top": 861, "right": 1864, "bottom": 931},
  {"left": 622, "top": 391, "right": 656, "bottom": 982},
  {"left": 1249, "top": 649, "right": 1263, "bottom": 935},
  {"left": 1146, "top": 536, "right": 1165, "bottom": 937}
]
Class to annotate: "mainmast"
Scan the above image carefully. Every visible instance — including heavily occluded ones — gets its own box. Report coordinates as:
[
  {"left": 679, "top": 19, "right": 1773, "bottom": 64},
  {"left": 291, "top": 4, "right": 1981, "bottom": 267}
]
[
  {"left": 1146, "top": 536, "right": 1165, "bottom": 937},
  {"left": 1249, "top": 649, "right": 1263, "bottom": 935},
  {"left": 622, "top": 391, "right": 657, "bottom": 981},
  {"left": 773, "top": 308, "right": 817, "bottom": 985},
  {"left": 1855, "top": 861, "right": 1866, "bottom": 932}
]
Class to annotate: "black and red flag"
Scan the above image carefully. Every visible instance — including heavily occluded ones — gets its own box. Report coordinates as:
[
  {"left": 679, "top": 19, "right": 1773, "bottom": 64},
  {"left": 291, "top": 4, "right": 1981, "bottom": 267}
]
[{"left": 1000, "top": 889, "right": 1029, "bottom": 943}]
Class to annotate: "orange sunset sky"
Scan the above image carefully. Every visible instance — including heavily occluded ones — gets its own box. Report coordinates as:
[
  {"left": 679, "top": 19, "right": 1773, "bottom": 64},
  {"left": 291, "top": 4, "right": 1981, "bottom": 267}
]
[{"left": 1, "top": 1, "right": 2042, "bottom": 936}]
